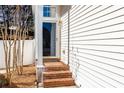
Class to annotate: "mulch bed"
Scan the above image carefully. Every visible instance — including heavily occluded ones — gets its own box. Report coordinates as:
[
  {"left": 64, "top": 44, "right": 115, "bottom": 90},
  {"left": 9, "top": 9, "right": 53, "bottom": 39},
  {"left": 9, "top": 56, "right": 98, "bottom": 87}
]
[{"left": 0, "top": 64, "right": 36, "bottom": 88}]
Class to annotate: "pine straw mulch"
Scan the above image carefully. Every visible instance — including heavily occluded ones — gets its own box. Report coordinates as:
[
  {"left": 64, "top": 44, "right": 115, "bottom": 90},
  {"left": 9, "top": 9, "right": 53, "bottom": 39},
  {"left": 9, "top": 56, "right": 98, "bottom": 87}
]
[{"left": 8, "top": 64, "right": 36, "bottom": 88}]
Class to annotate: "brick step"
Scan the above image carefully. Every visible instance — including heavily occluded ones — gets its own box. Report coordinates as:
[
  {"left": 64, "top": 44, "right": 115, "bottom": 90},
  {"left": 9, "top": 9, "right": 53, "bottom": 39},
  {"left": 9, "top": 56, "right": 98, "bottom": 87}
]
[
  {"left": 43, "top": 58, "right": 60, "bottom": 62},
  {"left": 43, "top": 71, "right": 72, "bottom": 79},
  {"left": 44, "top": 62, "right": 69, "bottom": 71},
  {"left": 43, "top": 78, "right": 75, "bottom": 88}
]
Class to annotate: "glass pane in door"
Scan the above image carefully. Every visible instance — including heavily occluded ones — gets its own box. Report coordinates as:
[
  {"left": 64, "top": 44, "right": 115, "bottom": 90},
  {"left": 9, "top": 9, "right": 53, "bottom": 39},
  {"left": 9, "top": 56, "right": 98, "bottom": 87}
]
[{"left": 43, "top": 22, "right": 56, "bottom": 56}]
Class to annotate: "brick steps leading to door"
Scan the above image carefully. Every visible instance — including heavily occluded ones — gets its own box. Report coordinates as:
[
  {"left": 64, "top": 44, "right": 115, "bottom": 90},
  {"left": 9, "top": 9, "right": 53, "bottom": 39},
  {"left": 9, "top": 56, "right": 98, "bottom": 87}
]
[{"left": 43, "top": 60, "right": 75, "bottom": 88}]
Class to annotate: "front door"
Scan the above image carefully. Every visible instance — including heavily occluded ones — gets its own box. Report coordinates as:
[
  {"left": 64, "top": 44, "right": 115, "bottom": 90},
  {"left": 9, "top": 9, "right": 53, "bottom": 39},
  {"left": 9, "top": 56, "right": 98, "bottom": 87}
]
[{"left": 43, "top": 22, "right": 56, "bottom": 56}]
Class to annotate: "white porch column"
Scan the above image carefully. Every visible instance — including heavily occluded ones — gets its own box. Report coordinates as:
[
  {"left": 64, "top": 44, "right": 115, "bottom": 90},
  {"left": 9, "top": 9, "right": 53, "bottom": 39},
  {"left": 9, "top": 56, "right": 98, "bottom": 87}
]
[{"left": 35, "top": 5, "right": 44, "bottom": 85}]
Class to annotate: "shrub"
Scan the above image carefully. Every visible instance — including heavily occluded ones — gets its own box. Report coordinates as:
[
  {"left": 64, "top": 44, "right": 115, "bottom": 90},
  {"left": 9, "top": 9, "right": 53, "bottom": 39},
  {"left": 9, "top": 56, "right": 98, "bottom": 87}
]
[{"left": 0, "top": 74, "right": 9, "bottom": 88}]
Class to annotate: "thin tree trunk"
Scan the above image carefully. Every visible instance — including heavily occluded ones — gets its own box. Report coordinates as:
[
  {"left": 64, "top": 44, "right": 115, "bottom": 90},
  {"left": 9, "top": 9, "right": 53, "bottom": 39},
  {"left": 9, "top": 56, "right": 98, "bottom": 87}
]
[{"left": 1, "top": 28, "right": 8, "bottom": 77}]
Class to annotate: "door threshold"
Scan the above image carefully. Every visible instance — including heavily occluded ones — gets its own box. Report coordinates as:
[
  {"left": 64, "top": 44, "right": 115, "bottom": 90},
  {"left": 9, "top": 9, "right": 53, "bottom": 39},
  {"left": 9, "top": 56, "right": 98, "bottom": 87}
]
[
  {"left": 43, "top": 56, "right": 58, "bottom": 58},
  {"left": 43, "top": 56, "right": 60, "bottom": 63}
]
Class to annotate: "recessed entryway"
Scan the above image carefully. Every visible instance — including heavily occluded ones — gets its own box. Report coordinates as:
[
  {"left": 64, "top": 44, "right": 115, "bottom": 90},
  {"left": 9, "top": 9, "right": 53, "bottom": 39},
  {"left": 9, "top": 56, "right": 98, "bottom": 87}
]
[{"left": 43, "top": 22, "right": 56, "bottom": 56}]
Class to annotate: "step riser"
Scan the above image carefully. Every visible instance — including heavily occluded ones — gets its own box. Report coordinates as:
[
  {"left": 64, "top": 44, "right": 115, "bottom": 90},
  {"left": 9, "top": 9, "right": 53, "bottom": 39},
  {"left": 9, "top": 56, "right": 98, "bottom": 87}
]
[
  {"left": 43, "top": 60, "right": 59, "bottom": 62},
  {"left": 45, "top": 67, "right": 69, "bottom": 71},
  {"left": 44, "top": 80, "right": 75, "bottom": 88},
  {"left": 43, "top": 58, "right": 60, "bottom": 62},
  {"left": 43, "top": 73, "right": 72, "bottom": 79}
]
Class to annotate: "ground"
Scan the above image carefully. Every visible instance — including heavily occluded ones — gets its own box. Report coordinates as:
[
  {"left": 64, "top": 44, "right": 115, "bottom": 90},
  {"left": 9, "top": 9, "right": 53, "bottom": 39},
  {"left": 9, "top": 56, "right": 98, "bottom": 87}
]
[
  {"left": 11, "top": 64, "right": 36, "bottom": 88},
  {"left": 0, "top": 64, "right": 36, "bottom": 88}
]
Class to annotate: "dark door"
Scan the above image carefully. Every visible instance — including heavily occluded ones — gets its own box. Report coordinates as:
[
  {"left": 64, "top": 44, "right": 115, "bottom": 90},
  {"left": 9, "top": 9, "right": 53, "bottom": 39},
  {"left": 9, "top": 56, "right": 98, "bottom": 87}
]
[{"left": 43, "top": 22, "right": 56, "bottom": 56}]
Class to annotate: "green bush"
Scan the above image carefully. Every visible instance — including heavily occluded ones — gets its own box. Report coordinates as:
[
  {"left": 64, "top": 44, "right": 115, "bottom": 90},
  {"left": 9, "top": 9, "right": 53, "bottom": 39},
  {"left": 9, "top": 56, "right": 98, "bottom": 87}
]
[{"left": 0, "top": 74, "right": 9, "bottom": 88}]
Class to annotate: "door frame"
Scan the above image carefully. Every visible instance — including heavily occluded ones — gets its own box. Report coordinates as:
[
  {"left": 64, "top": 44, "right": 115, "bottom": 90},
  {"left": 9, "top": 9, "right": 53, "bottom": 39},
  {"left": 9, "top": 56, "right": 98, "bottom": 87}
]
[
  {"left": 40, "top": 5, "right": 60, "bottom": 58},
  {"left": 42, "top": 21, "right": 60, "bottom": 58}
]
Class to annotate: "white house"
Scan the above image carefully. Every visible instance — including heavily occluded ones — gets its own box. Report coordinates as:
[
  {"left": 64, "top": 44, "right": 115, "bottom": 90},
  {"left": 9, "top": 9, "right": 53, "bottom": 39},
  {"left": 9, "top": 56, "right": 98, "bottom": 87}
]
[{"left": 1, "top": 5, "right": 124, "bottom": 88}]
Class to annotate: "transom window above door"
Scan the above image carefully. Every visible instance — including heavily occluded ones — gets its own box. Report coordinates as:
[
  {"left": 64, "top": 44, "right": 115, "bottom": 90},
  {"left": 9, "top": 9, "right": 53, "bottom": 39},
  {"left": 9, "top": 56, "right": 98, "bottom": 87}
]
[{"left": 43, "top": 5, "right": 56, "bottom": 17}]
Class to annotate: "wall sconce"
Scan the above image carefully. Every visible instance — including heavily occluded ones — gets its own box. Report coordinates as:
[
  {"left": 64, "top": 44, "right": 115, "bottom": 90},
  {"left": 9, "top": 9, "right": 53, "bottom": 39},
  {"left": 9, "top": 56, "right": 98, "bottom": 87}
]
[{"left": 58, "top": 19, "right": 62, "bottom": 26}]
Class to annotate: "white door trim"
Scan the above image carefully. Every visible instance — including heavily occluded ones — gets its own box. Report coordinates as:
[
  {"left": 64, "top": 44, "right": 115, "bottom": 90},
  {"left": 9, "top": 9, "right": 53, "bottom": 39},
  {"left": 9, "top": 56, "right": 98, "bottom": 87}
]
[{"left": 41, "top": 5, "right": 60, "bottom": 58}]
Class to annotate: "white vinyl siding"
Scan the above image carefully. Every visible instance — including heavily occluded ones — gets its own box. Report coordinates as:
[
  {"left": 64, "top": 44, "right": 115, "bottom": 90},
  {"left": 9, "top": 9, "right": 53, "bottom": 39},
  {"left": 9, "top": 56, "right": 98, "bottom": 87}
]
[{"left": 61, "top": 5, "right": 124, "bottom": 88}]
